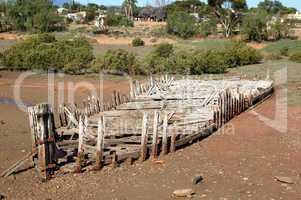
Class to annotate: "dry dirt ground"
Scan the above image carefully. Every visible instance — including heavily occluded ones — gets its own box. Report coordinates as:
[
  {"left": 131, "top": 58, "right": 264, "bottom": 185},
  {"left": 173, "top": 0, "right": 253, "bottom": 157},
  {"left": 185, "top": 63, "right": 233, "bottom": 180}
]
[{"left": 0, "top": 70, "right": 300, "bottom": 200}]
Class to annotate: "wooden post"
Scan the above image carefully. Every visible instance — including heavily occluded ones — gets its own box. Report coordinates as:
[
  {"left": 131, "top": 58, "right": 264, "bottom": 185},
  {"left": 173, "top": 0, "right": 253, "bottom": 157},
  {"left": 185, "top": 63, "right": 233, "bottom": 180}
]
[
  {"left": 111, "top": 151, "right": 117, "bottom": 168},
  {"left": 161, "top": 112, "right": 168, "bottom": 155},
  {"left": 94, "top": 116, "right": 105, "bottom": 170},
  {"left": 75, "top": 116, "right": 84, "bottom": 173},
  {"left": 130, "top": 80, "right": 135, "bottom": 99},
  {"left": 126, "top": 156, "right": 133, "bottom": 166},
  {"left": 221, "top": 93, "right": 225, "bottom": 126},
  {"left": 140, "top": 112, "right": 149, "bottom": 162},
  {"left": 28, "top": 103, "right": 57, "bottom": 181},
  {"left": 170, "top": 126, "right": 177, "bottom": 153},
  {"left": 151, "top": 111, "right": 159, "bottom": 159}
]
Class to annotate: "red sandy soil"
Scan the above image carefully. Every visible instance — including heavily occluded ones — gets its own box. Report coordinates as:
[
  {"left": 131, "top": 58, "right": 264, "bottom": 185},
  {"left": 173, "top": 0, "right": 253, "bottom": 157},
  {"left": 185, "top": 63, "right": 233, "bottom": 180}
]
[
  {"left": 93, "top": 35, "right": 176, "bottom": 46},
  {"left": 0, "top": 33, "right": 21, "bottom": 40},
  {"left": 0, "top": 71, "right": 300, "bottom": 199},
  {"left": 247, "top": 42, "right": 267, "bottom": 50}
]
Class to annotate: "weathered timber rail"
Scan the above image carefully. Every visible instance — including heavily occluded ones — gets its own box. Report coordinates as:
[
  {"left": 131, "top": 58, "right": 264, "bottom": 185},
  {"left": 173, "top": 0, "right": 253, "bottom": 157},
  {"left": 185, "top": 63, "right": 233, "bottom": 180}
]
[{"left": 1, "top": 76, "right": 274, "bottom": 181}]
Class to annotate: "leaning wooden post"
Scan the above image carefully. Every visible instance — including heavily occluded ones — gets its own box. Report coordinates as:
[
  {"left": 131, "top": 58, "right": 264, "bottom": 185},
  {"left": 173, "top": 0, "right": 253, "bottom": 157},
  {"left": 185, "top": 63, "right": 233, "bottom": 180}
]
[
  {"left": 140, "top": 112, "right": 149, "bottom": 162},
  {"left": 94, "top": 116, "right": 105, "bottom": 170},
  {"left": 75, "top": 116, "right": 85, "bottom": 173},
  {"left": 161, "top": 112, "right": 169, "bottom": 155},
  {"left": 151, "top": 111, "right": 159, "bottom": 159}
]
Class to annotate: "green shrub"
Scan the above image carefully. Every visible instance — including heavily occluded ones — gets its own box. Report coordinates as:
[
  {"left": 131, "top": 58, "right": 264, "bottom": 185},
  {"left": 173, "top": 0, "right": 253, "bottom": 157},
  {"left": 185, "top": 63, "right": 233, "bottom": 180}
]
[
  {"left": 290, "top": 52, "right": 301, "bottom": 63},
  {"left": 142, "top": 43, "right": 175, "bottom": 74},
  {"left": 132, "top": 37, "right": 145, "bottom": 47},
  {"left": 197, "top": 18, "right": 218, "bottom": 37},
  {"left": 142, "top": 41, "right": 261, "bottom": 75},
  {"left": 106, "top": 13, "right": 134, "bottom": 27},
  {"left": 191, "top": 50, "right": 228, "bottom": 74},
  {"left": 168, "top": 51, "right": 195, "bottom": 74},
  {"left": 222, "top": 42, "right": 262, "bottom": 67},
  {"left": 0, "top": 33, "right": 94, "bottom": 73},
  {"left": 280, "top": 46, "right": 289, "bottom": 56},
  {"left": 167, "top": 11, "right": 197, "bottom": 39},
  {"left": 95, "top": 49, "right": 142, "bottom": 75},
  {"left": 241, "top": 9, "right": 269, "bottom": 42},
  {"left": 154, "top": 43, "right": 174, "bottom": 57}
]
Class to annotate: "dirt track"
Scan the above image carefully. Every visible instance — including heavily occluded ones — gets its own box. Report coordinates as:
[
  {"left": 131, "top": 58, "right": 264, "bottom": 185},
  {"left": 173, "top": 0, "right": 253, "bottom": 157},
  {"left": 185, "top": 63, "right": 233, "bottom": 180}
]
[{"left": 0, "top": 71, "right": 300, "bottom": 199}]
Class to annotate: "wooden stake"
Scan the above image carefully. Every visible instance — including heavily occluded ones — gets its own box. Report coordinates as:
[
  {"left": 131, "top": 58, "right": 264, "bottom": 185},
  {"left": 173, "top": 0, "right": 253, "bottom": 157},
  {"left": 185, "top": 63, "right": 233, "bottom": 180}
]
[
  {"left": 170, "top": 126, "right": 177, "bottom": 153},
  {"left": 75, "top": 116, "right": 84, "bottom": 173},
  {"left": 162, "top": 112, "right": 168, "bottom": 155},
  {"left": 111, "top": 151, "right": 117, "bottom": 168},
  {"left": 94, "top": 116, "right": 105, "bottom": 170},
  {"left": 140, "top": 112, "right": 149, "bottom": 162},
  {"left": 151, "top": 111, "right": 159, "bottom": 159}
]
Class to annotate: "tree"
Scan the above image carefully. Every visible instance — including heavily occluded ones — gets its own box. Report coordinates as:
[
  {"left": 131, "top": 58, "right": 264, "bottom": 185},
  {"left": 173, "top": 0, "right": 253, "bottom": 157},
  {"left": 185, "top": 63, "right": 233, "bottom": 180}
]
[
  {"left": 208, "top": 0, "right": 247, "bottom": 37},
  {"left": 258, "top": 0, "right": 296, "bottom": 15},
  {"left": 167, "top": 11, "right": 197, "bottom": 39},
  {"left": 258, "top": 0, "right": 283, "bottom": 15},
  {"left": 241, "top": 9, "right": 269, "bottom": 42},
  {"left": 7, "top": 0, "right": 63, "bottom": 32},
  {"left": 85, "top": 3, "right": 99, "bottom": 21},
  {"left": 122, "top": 0, "right": 137, "bottom": 18},
  {"left": 166, "top": 0, "right": 206, "bottom": 15}
]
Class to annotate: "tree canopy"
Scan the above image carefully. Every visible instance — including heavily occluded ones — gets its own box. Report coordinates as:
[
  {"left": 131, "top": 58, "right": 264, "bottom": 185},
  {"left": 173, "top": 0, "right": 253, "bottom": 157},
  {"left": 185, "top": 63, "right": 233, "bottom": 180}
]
[
  {"left": 7, "top": 0, "right": 63, "bottom": 32},
  {"left": 257, "top": 0, "right": 296, "bottom": 15},
  {"left": 208, "top": 0, "right": 247, "bottom": 37}
]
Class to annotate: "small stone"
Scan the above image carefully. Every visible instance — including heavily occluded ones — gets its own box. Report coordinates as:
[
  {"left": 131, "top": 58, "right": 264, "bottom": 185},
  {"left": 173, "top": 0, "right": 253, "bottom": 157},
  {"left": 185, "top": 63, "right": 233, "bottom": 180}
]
[
  {"left": 192, "top": 175, "right": 204, "bottom": 185},
  {"left": 173, "top": 189, "right": 194, "bottom": 197},
  {"left": 243, "top": 177, "right": 249, "bottom": 181},
  {"left": 0, "top": 120, "right": 5, "bottom": 125},
  {"left": 275, "top": 176, "right": 294, "bottom": 184}
]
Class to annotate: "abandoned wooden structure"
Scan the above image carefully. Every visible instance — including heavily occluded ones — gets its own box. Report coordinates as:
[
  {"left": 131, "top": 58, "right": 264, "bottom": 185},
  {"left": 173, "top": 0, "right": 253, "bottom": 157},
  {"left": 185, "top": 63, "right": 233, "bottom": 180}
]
[{"left": 1, "top": 76, "right": 273, "bottom": 181}]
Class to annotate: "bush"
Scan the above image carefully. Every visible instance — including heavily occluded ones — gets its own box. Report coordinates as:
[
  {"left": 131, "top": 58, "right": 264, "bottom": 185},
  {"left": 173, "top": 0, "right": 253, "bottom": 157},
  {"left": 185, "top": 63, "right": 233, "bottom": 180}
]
[
  {"left": 142, "top": 43, "right": 175, "bottom": 74},
  {"left": 197, "top": 18, "right": 218, "bottom": 37},
  {"left": 94, "top": 49, "right": 142, "bottom": 75},
  {"left": 0, "top": 33, "right": 94, "bottom": 74},
  {"left": 167, "top": 11, "right": 197, "bottom": 39},
  {"left": 222, "top": 42, "right": 262, "bottom": 67},
  {"left": 290, "top": 52, "right": 301, "bottom": 63},
  {"left": 241, "top": 9, "right": 269, "bottom": 42},
  {"left": 154, "top": 43, "right": 174, "bottom": 57},
  {"left": 280, "top": 46, "right": 289, "bottom": 56},
  {"left": 132, "top": 37, "right": 145, "bottom": 47},
  {"left": 142, "top": 41, "right": 261, "bottom": 75},
  {"left": 106, "top": 13, "right": 134, "bottom": 27},
  {"left": 191, "top": 50, "right": 228, "bottom": 74}
]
